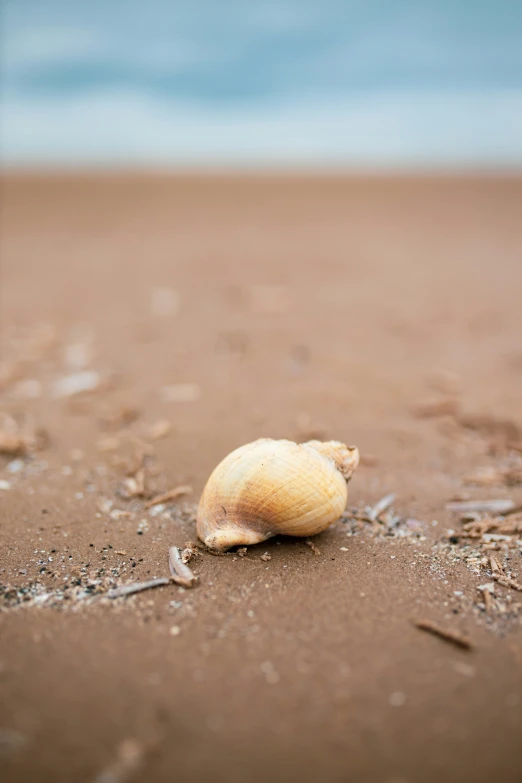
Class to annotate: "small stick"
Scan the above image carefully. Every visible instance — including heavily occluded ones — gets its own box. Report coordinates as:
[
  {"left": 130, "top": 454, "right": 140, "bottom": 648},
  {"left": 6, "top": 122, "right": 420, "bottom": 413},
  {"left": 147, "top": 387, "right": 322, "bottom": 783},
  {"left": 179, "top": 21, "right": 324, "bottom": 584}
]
[
  {"left": 445, "top": 499, "right": 515, "bottom": 515},
  {"left": 462, "top": 518, "right": 498, "bottom": 535},
  {"left": 305, "top": 539, "right": 321, "bottom": 555},
  {"left": 107, "top": 577, "right": 170, "bottom": 599},
  {"left": 369, "top": 493, "right": 395, "bottom": 522},
  {"left": 496, "top": 521, "right": 522, "bottom": 535},
  {"left": 168, "top": 546, "right": 198, "bottom": 588},
  {"left": 121, "top": 469, "right": 146, "bottom": 498},
  {"left": 414, "top": 619, "right": 472, "bottom": 650},
  {"left": 482, "top": 587, "right": 495, "bottom": 614},
  {"left": 492, "top": 574, "right": 522, "bottom": 592},
  {"left": 489, "top": 554, "right": 501, "bottom": 574},
  {"left": 482, "top": 533, "right": 512, "bottom": 542},
  {"left": 145, "top": 485, "right": 192, "bottom": 509}
]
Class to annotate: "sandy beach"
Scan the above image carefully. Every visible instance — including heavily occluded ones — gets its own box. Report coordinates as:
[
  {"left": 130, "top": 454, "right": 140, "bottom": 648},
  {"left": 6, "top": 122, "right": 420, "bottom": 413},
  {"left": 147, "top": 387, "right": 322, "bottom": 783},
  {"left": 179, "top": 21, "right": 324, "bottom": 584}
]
[{"left": 1, "top": 173, "right": 522, "bottom": 783}]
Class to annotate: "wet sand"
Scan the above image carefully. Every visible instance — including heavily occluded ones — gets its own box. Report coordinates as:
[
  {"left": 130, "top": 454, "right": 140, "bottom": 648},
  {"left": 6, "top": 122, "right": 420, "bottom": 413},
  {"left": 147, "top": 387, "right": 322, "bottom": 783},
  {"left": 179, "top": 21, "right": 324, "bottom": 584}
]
[{"left": 1, "top": 173, "right": 522, "bottom": 783}]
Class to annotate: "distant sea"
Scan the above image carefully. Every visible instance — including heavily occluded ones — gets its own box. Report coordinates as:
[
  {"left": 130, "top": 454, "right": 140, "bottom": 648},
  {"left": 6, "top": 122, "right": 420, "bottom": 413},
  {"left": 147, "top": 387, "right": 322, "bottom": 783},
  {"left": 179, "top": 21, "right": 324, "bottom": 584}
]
[{"left": 3, "top": 0, "right": 522, "bottom": 166}]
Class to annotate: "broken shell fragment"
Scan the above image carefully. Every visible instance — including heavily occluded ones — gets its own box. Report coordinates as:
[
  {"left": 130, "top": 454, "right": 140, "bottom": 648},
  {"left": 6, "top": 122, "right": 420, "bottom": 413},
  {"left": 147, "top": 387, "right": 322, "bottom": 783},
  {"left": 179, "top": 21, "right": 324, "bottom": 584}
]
[{"left": 196, "top": 438, "right": 359, "bottom": 552}]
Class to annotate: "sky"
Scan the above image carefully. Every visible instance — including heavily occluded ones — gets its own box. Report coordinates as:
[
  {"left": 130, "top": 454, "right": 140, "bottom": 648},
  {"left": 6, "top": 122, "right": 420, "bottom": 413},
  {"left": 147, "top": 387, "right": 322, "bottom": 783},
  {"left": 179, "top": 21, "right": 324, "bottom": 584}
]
[{"left": 2, "top": 0, "right": 522, "bottom": 167}]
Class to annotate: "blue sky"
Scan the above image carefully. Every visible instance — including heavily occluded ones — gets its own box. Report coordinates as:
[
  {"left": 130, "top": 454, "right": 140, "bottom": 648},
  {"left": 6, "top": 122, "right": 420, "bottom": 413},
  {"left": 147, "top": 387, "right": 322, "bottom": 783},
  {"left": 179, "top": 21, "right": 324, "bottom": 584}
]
[{"left": 2, "top": 1, "right": 522, "bottom": 166}]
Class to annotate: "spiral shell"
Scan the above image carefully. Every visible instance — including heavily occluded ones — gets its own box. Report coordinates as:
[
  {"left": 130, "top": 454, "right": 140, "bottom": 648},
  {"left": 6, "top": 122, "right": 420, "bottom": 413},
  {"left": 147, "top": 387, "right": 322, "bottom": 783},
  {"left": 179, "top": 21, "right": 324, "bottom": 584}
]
[{"left": 196, "top": 438, "right": 359, "bottom": 551}]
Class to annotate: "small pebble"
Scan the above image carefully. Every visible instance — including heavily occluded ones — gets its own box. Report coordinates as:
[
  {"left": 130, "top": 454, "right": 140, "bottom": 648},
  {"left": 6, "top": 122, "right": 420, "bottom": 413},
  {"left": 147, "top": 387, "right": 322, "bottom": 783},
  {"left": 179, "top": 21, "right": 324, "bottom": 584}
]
[{"left": 389, "top": 691, "right": 406, "bottom": 707}]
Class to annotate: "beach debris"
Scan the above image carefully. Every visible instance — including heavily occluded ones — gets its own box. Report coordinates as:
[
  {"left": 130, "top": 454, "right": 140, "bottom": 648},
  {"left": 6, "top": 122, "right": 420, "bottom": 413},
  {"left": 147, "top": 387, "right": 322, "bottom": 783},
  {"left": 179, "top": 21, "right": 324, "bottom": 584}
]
[
  {"left": 260, "top": 552, "right": 272, "bottom": 561},
  {"left": 457, "top": 413, "right": 521, "bottom": 454},
  {"left": 160, "top": 383, "right": 201, "bottom": 403},
  {"left": 459, "top": 516, "right": 522, "bottom": 539},
  {"left": 0, "top": 414, "right": 48, "bottom": 455},
  {"left": 445, "top": 499, "right": 515, "bottom": 515},
  {"left": 0, "top": 728, "right": 27, "bottom": 758},
  {"left": 463, "top": 461, "right": 522, "bottom": 488},
  {"left": 180, "top": 542, "right": 199, "bottom": 564},
  {"left": 368, "top": 493, "right": 396, "bottom": 522},
  {"left": 52, "top": 370, "right": 101, "bottom": 398},
  {"left": 111, "top": 509, "right": 132, "bottom": 521},
  {"left": 453, "top": 661, "right": 476, "bottom": 678},
  {"left": 99, "top": 405, "right": 140, "bottom": 431},
  {"left": 147, "top": 419, "right": 172, "bottom": 440},
  {"left": 478, "top": 582, "right": 495, "bottom": 613},
  {"left": 305, "top": 539, "right": 321, "bottom": 555},
  {"left": 168, "top": 546, "right": 198, "bottom": 588},
  {"left": 414, "top": 619, "right": 472, "bottom": 650},
  {"left": 389, "top": 691, "right": 407, "bottom": 707},
  {"left": 492, "top": 574, "right": 522, "bottom": 592},
  {"left": 106, "top": 578, "right": 171, "bottom": 599},
  {"left": 144, "top": 485, "right": 192, "bottom": 509},
  {"left": 63, "top": 324, "right": 95, "bottom": 370},
  {"left": 120, "top": 469, "right": 146, "bottom": 499},
  {"left": 92, "top": 738, "right": 144, "bottom": 783},
  {"left": 285, "top": 344, "right": 310, "bottom": 376},
  {"left": 414, "top": 397, "right": 459, "bottom": 418},
  {"left": 0, "top": 431, "right": 27, "bottom": 456},
  {"left": 150, "top": 286, "right": 180, "bottom": 317}
]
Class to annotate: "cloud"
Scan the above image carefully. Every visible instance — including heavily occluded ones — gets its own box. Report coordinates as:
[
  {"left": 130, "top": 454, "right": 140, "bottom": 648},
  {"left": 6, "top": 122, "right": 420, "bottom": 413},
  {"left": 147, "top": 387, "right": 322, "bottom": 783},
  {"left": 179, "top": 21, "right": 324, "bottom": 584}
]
[{"left": 2, "top": 88, "right": 522, "bottom": 167}]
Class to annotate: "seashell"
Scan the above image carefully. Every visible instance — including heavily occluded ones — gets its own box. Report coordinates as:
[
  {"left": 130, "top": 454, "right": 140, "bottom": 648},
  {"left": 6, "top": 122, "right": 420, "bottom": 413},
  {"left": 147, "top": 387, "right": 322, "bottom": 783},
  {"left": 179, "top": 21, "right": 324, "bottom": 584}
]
[{"left": 197, "top": 438, "right": 359, "bottom": 551}]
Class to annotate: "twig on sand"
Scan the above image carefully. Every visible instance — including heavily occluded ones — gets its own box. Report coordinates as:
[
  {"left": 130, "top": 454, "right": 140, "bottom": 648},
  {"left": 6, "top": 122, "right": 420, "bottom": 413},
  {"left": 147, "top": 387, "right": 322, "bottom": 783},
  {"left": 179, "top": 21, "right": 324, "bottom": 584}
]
[
  {"left": 414, "top": 619, "right": 472, "bottom": 650},
  {"left": 120, "top": 469, "right": 146, "bottom": 499},
  {"left": 445, "top": 499, "right": 515, "bottom": 515},
  {"left": 369, "top": 493, "right": 396, "bottom": 522},
  {"left": 107, "top": 577, "right": 170, "bottom": 599},
  {"left": 168, "top": 546, "right": 198, "bottom": 588},
  {"left": 486, "top": 553, "right": 522, "bottom": 591},
  {"left": 479, "top": 584, "right": 495, "bottom": 613},
  {"left": 489, "top": 554, "right": 501, "bottom": 574},
  {"left": 305, "top": 539, "right": 321, "bottom": 555},
  {"left": 145, "top": 485, "right": 192, "bottom": 509},
  {"left": 492, "top": 574, "right": 522, "bottom": 592}
]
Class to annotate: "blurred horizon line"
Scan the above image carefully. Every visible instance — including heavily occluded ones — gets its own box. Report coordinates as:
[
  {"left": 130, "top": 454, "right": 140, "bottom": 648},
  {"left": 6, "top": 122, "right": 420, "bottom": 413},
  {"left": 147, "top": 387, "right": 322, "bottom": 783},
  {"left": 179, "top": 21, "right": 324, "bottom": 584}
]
[{"left": 2, "top": 164, "right": 522, "bottom": 177}]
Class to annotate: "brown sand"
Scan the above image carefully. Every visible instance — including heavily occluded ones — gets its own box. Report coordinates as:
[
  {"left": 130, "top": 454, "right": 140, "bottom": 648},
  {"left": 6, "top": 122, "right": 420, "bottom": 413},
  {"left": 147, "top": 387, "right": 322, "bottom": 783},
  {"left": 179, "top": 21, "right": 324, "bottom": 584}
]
[{"left": 1, "top": 173, "right": 522, "bottom": 783}]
